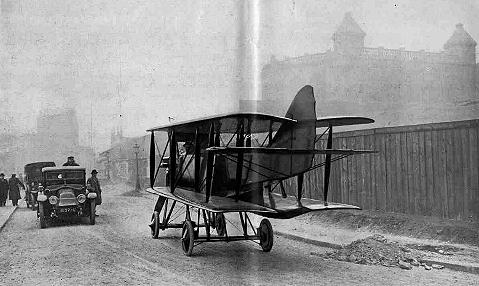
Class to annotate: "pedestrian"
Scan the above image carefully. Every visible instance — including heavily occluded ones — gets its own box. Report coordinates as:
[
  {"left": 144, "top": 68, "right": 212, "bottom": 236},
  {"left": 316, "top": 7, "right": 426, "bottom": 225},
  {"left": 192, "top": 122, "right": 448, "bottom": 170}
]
[
  {"left": 0, "top": 173, "right": 9, "bottom": 206},
  {"left": 8, "top": 174, "right": 24, "bottom": 207},
  {"left": 63, "top": 156, "right": 80, "bottom": 166},
  {"left": 87, "top": 169, "right": 102, "bottom": 216}
]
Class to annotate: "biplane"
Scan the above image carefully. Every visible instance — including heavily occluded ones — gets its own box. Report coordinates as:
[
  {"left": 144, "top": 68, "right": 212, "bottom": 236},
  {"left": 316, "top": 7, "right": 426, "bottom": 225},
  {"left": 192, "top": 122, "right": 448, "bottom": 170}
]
[{"left": 147, "top": 85, "right": 375, "bottom": 256}]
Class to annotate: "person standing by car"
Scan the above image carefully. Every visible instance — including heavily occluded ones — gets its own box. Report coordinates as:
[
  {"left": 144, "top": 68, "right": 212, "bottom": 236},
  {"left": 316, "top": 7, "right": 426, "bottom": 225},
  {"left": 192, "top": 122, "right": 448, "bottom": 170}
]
[
  {"left": 63, "top": 156, "right": 80, "bottom": 166},
  {"left": 0, "top": 173, "right": 9, "bottom": 206},
  {"left": 87, "top": 170, "right": 102, "bottom": 216},
  {"left": 8, "top": 174, "right": 24, "bottom": 207}
]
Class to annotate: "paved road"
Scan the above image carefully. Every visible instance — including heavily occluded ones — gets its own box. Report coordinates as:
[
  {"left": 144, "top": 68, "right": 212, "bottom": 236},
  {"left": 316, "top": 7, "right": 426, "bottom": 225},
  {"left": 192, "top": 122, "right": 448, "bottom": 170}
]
[{"left": 0, "top": 184, "right": 477, "bottom": 285}]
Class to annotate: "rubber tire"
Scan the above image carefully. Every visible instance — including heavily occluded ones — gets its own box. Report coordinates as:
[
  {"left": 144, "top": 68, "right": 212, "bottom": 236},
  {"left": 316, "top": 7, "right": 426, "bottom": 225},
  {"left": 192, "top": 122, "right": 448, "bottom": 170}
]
[
  {"left": 38, "top": 202, "right": 47, "bottom": 229},
  {"left": 31, "top": 195, "right": 37, "bottom": 211},
  {"left": 150, "top": 211, "right": 160, "bottom": 239},
  {"left": 258, "top": 219, "right": 273, "bottom": 252},
  {"left": 26, "top": 193, "right": 30, "bottom": 209},
  {"left": 215, "top": 213, "right": 226, "bottom": 237},
  {"left": 89, "top": 201, "right": 96, "bottom": 225},
  {"left": 181, "top": 220, "right": 195, "bottom": 256}
]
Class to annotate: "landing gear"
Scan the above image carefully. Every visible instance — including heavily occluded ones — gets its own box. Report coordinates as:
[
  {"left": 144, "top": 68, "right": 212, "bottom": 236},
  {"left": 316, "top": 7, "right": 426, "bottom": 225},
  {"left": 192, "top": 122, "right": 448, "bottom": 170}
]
[
  {"left": 150, "top": 211, "right": 160, "bottom": 239},
  {"left": 215, "top": 213, "right": 226, "bottom": 237},
  {"left": 148, "top": 198, "right": 179, "bottom": 239},
  {"left": 181, "top": 220, "right": 195, "bottom": 256},
  {"left": 148, "top": 197, "right": 275, "bottom": 255},
  {"left": 258, "top": 219, "right": 274, "bottom": 252}
]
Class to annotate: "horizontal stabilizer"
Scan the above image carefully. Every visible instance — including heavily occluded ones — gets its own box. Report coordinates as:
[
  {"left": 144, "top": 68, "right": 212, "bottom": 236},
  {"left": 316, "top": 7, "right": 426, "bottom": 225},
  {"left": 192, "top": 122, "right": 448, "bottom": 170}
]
[
  {"left": 207, "top": 146, "right": 377, "bottom": 155},
  {"left": 316, "top": 116, "right": 374, "bottom": 127}
]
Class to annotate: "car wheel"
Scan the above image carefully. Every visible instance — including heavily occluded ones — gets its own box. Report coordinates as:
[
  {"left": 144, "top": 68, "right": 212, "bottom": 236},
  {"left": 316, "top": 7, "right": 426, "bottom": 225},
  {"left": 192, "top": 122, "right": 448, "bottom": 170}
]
[
  {"left": 181, "top": 220, "right": 195, "bottom": 256},
  {"left": 258, "top": 219, "right": 273, "bottom": 252},
  {"left": 32, "top": 195, "right": 37, "bottom": 211},
  {"left": 89, "top": 200, "right": 96, "bottom": 225},
  {"left": 38, "top": 202, "right": 47, "bottom": 229}
]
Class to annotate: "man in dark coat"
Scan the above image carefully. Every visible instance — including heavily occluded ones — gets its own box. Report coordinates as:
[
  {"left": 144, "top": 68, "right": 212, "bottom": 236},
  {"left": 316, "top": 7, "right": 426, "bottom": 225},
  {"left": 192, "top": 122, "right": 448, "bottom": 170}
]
[
  {"left": 63, "top": 156, "right": 80, "bottom": 166},
  {"left": 0, "top": 173, "right": 9, "bottom": 206},
  {"left": 8, "top": 174, "right": 24, "bottom": 206},
  {"left": 87, "top": 170, "right": 102, "bottom": 216}
]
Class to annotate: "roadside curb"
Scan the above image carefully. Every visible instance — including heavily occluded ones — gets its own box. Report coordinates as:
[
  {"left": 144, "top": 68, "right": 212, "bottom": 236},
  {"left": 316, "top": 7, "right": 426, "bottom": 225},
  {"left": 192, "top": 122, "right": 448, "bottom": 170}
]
[
  {"left": 275, "top": 230, "right": 479, "bottom": 275},
  {"left": 0, "top": 205, "right": 18, "bottom": 232},
  {"left": 419, "top": 259, "right": 479, "bottom": 275}
]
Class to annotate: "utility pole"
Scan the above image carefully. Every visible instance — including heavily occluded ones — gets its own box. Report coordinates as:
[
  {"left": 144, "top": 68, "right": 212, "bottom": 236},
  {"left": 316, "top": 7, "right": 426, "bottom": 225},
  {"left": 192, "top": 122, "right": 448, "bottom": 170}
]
[
  {"left": 133, "top": 143, "right": 141, "bottom": 191},
  {"left": 105, "top": 151, "right": 111, "bottom": 181}
]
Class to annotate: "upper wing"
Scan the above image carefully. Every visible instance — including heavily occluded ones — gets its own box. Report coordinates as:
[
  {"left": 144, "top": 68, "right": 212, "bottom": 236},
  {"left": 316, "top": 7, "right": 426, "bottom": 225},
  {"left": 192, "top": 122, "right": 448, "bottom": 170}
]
[
  {"left": 207, "top": 146, "right": 377, "bottom": 155},
  {"left": 316, "top": 116, "right": 374, "bottom": 127},
  {"left": 147, "top": 112, "right": 296, "bottom": 134}
]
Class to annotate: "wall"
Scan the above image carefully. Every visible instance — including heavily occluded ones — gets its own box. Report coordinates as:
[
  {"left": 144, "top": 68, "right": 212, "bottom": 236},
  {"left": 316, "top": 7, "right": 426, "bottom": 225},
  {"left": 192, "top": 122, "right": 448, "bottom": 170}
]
[{"left": 291, "top": 119, "right": 479, "bottom": 221}]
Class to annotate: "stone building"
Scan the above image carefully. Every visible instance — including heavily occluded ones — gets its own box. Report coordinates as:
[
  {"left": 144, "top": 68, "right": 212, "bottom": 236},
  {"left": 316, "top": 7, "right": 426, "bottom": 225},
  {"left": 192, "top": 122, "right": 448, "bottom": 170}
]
[
  {"left": 0, "top": 109, "right": 95, "bottom": 174},
  {"left": 256, "top": 13, "right": 478, "bottom": 129},
  {"left": 97, "top": 131, "right": 168, "bottom": 186}
]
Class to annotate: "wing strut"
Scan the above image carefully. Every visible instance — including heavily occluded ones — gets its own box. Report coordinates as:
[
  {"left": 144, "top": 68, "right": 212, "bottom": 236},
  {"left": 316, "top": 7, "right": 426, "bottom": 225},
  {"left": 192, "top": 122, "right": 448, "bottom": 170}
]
[
  {"left": 169, "top": 130, "right": 177, "bottom": 193},
  {"left": 279, "top": 181, "right": 287, "bottom": 198},
  {"left": 149, "top": 131, "right": 155, "bottom": 188},
  {"left": 205, "top": 123, "right": 215, "bottom": 202},
  {"left": 194, "top": 128, "right": 201, "bottom": 192},
  {"left": 234, "top": 120, "right": 244, "bottom": 201},
  {"left": 297, "top": 173, "right": 304, "bottom": 206},
  {"left": 323, "top": 125, "right": 333, "bottom": 206}
]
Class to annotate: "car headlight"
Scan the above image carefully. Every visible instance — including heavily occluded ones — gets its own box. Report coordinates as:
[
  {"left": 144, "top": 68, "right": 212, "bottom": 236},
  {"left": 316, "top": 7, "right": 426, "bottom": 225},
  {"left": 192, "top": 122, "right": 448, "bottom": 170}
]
[
  {"left": 37, "top": 194, "right": 47, "bottom": 202},
  {"left": 48, "top": 196, "right": 58, "bottom": 205},
  {"left": 87, "top": 193, "right": 97, "bottom": 199},
  {"left": 77, "top": 194, "right": 86, "bottom": 204}
]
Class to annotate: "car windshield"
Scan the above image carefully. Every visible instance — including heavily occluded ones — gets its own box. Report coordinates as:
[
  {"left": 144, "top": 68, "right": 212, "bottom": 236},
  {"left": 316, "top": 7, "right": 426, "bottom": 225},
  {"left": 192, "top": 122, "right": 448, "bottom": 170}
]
[{"left": 44, "top": 171, "right": 85, "bottom": 186}]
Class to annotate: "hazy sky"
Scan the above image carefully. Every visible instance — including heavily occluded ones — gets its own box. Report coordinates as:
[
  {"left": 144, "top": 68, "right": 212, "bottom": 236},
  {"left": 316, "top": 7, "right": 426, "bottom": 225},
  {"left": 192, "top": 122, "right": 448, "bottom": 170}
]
[
  {"left": 1, "top": 0, "right": 477, "bottom": 150},
  {"left": 261, "top": 0, "right": 479, "bottom": 58}
]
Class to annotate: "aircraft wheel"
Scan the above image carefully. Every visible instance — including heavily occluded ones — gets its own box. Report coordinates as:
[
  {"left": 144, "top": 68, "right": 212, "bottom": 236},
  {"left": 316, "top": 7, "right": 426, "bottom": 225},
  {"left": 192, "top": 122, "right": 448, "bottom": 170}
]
[
  {"left": 258, "top": 219, "right": 273, "bottom": 252},
  {"left": 215, "top": 213, "right": 226, "bottom": 237},
  {"left": 149, "top": 211, "right": 160, "bottom": 239},
  {"left": 89, "top": 201, "right": 96, "bottom": 225},
  {"left": 181, "top": 220, "right": 195, "bottom": 256},
  {"left": 38, "top": 202, "right": 47, "bottom": 229}
]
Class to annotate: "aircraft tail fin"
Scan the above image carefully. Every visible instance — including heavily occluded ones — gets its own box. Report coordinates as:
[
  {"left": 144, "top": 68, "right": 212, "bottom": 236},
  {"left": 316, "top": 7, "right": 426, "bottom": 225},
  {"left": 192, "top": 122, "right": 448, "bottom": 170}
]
[{"left": 269, "top": 85, "right": 316, "bottom": 176}]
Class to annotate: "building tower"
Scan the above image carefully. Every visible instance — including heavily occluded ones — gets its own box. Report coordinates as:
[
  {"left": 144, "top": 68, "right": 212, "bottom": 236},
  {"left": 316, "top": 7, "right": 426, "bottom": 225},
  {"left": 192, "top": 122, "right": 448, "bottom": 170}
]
[
  {"left": 444, "top": 23, "right": 477, "bottom": 64},
  {"left": 110, "top": 126, "right": 123, "bottom": 146},
  {"left": 332, "top": 12, "right": 366, "bottom": 55}
]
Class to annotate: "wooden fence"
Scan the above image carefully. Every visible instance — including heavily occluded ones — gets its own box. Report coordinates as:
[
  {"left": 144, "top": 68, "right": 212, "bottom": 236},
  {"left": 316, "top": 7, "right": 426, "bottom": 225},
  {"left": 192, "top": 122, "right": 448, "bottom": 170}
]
[{"left": 287, "top": 119, "right": 479, "bottom": 221}]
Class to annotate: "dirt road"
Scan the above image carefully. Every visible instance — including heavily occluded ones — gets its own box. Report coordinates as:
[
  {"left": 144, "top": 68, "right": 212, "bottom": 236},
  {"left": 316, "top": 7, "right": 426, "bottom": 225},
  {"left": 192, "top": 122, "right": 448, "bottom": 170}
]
[{"left": 0, "top": 184, "right": 477, "bottom": 285}]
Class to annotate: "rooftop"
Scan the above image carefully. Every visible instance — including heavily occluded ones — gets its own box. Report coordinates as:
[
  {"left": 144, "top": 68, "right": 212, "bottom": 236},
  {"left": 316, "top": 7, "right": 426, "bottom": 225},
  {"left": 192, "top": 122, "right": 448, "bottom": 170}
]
[
  {"left": 333, "top": 12, "right": 366, "bottom": 38},
  {"left": 444, "top": 23, "right": 477, "bottom": 48}
]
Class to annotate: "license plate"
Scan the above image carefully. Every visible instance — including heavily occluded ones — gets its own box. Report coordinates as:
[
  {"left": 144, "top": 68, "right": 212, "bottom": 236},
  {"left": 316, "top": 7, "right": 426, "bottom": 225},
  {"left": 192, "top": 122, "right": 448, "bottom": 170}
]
[{"left": 59, "top": 208, "right": 76, "bottom": 214}]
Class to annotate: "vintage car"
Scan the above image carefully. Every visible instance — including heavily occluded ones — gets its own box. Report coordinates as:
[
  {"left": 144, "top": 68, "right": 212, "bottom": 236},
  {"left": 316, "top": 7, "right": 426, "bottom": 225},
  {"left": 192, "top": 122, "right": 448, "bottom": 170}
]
[
  {"left": 37, "top": 166, "right": 97, "bottom": 229},
  {"left": 24, "top": 162, "right": 56, "bottom": 210}
]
